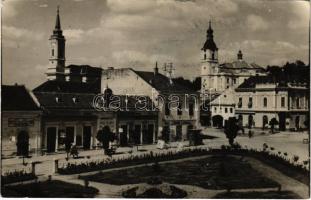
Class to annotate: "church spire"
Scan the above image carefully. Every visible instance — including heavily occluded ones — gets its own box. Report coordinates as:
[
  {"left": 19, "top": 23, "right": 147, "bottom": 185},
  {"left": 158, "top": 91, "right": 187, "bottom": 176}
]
[
  {"left": 55, "top": 6, "right": 61, "bottom": 30},
  {"left": 202, "top": 19, "right": 218, "bottom": 53}
]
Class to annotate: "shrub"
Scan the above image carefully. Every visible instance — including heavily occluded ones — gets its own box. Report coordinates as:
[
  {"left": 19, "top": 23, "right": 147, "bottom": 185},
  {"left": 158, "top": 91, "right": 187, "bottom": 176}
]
[
  {"left": 293, "top": 155, "right": 299, "bottom": 162},
  {"left": 2, "top": 170, "right": 36, "bottom": 184}
]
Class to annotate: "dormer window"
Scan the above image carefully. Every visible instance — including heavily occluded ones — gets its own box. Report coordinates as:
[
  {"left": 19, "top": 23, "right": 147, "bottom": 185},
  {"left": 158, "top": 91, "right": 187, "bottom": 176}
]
[
  {"left": 55, "top": 97, "right": 62, "bottom": 103},
  {"left": 72, "top": 97, "right": 79, "bottom": 104}
]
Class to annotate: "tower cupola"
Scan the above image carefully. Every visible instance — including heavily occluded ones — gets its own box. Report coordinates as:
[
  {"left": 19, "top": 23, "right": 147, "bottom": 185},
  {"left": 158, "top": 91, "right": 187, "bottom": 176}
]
[{"left": 201, "top": 20, "right": 218, "bottom": 61}]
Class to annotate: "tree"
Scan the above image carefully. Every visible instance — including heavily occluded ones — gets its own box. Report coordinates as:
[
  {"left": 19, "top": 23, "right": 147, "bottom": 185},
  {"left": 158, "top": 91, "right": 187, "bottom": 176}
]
[
  {"left": 96, "top": 126, "right": 114, "bottom": 155},
  {"left": 269, "top": 118, "right": 279, "bottom": 134},
  {"left": 224, "top": 117, "right": 239, "bottom": 146}
]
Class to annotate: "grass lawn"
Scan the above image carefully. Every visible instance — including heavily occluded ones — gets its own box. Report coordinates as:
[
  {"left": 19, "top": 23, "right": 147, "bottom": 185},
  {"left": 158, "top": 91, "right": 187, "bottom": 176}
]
[
  {"left": 2, "top": 180, "right": 99, "bottom": 198},
  {"left": 213, "top": 190, "right": 301, "bottom": 199},
  {"left": 81, "top": 155, "right": 280, "bottom": 190}
]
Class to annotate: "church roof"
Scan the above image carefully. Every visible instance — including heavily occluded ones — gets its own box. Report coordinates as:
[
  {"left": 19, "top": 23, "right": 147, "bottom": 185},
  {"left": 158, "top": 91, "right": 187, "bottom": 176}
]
[
  {"left": 133, "top": 70, "right": 197, "bottom": 93},
  {"left": 2, "top": 85, "right": 41, "bottom": 111},
  {"left": 33, "top": 80, "right": 100, "bottom": 93},
  {"left": 220, "top": 60, "right": 264, "bottom": 70}
]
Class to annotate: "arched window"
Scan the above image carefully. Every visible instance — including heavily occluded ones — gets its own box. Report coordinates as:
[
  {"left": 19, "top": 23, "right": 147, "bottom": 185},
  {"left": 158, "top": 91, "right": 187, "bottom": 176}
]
[{"left": 263, "top": 97, "right": 267, "bottom": 107}]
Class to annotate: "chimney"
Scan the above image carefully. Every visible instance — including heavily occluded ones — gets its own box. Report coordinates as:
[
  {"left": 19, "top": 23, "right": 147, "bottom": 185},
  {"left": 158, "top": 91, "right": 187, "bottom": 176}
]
[{"left": 154, "top": 62, "right": 159, "bottom": 75}]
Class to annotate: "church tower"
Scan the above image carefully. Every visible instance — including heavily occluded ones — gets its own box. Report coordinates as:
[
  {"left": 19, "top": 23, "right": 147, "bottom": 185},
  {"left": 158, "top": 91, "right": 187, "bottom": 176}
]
[
  {"left": 46, "top": 6, "right": 66, "bottom": 81},
  {"left": 201, "top": 20, "right": 218, "bottom": 94}
]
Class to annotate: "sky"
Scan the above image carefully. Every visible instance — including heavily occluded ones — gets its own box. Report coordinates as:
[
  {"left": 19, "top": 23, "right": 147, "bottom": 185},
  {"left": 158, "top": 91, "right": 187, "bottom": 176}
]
[{"left": 2, "top": 0, "right": 310, "bottom": 89}]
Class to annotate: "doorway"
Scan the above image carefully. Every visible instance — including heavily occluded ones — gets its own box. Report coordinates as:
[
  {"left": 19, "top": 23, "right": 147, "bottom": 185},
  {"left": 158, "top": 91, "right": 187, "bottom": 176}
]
[
  {"left": 176, "top": 125, "right": 182, "bottom": 141},
  {"left": 83, "top": 126, "right": 92, "bottom": 149},
  {"left": 47, "top": 127, "right": 57, "bottom": 153},
  {"left": 134, "top": 125, "right": 141, "bottom": 144},
  {"left": 278, "top": 113, "right": 286, "bottom": 131},
  {"left": 17, "top": 131, "right": 29, "bottom": 156},
  {"left": 119, "top": 125, "right": 128, "bottom": 146}
]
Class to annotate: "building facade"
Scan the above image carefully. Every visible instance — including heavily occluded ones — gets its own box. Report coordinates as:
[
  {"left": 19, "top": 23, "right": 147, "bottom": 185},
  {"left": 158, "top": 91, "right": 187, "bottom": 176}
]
[
  {"left": 210, "top": 88, "right": 236, "bottom": 127},
  {"left": 101, "top": 66, "right": 200, "bottom": 142},
  {"left": 2, "top": 85, "right": 42, "bottom": 157},
  {"left": 235, "top": 76, "right": 309, "bottom": 131}
]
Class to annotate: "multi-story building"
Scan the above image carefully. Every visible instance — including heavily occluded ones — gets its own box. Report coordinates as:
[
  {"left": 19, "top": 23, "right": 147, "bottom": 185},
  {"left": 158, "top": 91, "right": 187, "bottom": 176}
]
[
  {"left": 102, "top": 65, "right": 200, "bottom": 142},
  {"left": 235, "top": 75, "right": 309, "bottom": 131}
]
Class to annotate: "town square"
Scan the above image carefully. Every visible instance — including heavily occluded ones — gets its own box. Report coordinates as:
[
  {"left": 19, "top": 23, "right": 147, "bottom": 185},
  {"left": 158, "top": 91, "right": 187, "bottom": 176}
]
[{"left": 1, "top": 0, "right": 310, "bottom": 198}]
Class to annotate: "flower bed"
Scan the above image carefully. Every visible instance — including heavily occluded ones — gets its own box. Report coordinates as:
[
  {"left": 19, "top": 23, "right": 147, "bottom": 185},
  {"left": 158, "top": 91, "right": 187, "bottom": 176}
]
[
  {"left": 2, "top": 170, "right": 36, "bottom": 185},
  {"left": 58, "top": 145, "right": 309, "bottom": 185}
]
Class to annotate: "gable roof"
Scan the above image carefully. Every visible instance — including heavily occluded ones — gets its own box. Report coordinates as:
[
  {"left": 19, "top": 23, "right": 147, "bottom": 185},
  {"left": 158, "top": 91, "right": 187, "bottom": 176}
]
[
  {"left": 210, "top": 88, "right": 235, "bottom": 106},
  {"left": 34, "top": 92, "right": 157, "bottom": 112},
  {"left": 133, "top": 70, "right": 197, "bottom": 93},
  {"left": 33, "top": 80, "right": 100, "bottom": 93},
  {"left": 2, "top": 85, "right": 40, "bottom": 111}
]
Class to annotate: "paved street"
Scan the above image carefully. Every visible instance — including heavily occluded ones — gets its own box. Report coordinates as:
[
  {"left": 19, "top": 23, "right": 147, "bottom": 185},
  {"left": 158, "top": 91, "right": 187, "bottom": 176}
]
[{"left": 2, "top": 128, "right": 309, "bottom": 176}]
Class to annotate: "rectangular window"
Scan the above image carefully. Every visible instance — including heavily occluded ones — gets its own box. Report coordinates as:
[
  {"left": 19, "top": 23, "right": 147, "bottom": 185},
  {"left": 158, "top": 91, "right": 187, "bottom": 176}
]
[
  {"left": 281, "top": 97, "right": 285, "bottom": 108},
  {"left": 263, "top": 97, "right": 267, "bottom": 107},
  {"left": 227, "top": 78, "right": 229, "bottom": 84},
  {"left": 230, "top": 108, "right": 233, "bottom": 113},
  {"left": 52, "top": 49, "right": 54, "bottom": 57},
  {"left": 225, "top": 107, "right": 228, "bottom": 113},
  {"left": 233, "top": 78, "right": 236, "bottom": 84},
  {"left": 238, "top": 97, "right": 242, "bottom": 108},
  {"left": 214, "top": 107, "right": 217, "bottom": 113},
  {"left": 248, "top": 97, "right": 253, "bottom": 108}
]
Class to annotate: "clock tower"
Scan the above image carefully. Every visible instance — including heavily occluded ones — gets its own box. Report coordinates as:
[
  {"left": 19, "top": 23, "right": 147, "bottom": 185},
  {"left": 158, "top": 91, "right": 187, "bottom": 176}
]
[
  {"left": 46, "top": 6, "right": 66, "bottom": 81},
  {"left": 201, "top": 20, "right": 218, "bottom": 94}
]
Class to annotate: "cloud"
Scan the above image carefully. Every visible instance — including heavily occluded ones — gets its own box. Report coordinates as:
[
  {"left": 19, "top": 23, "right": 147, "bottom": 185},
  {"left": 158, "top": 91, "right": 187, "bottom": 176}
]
[
  {"left": 2, "top": 0, "right": 19, "bottom": 18},
  {"left": 3, "top": 25, "right": 44, "bottom": 41},
  {"left": 288, "top": 1, "right": 309, "bottom": 29},
  {"left": 246, "top": 14, "right": 269, "bottom": 31},
  {"left": 64, "top": 29, "right": 85, "bottom": 44},
  {"left": 39, "top": 4, "right": 48, "bottom": 8},
  {"left": 2, "top": 25, "right": 44, "bottom": 48}
]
